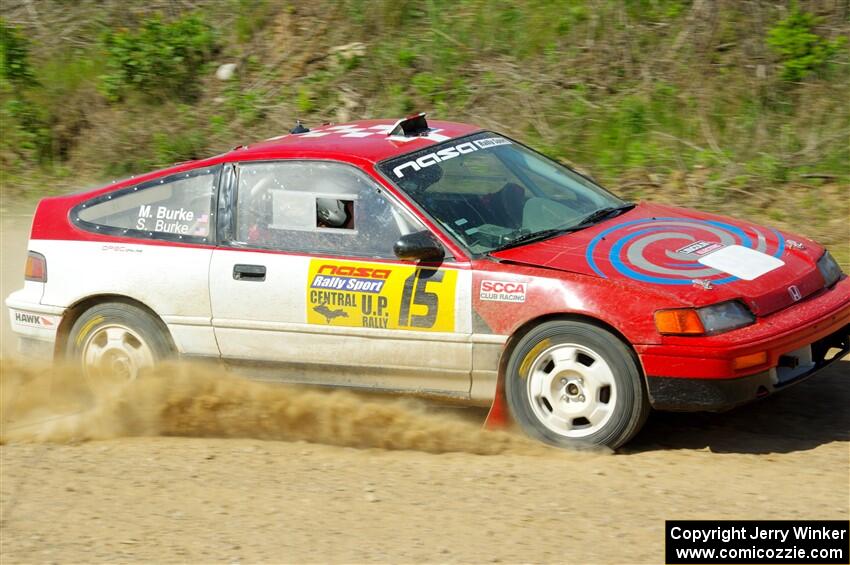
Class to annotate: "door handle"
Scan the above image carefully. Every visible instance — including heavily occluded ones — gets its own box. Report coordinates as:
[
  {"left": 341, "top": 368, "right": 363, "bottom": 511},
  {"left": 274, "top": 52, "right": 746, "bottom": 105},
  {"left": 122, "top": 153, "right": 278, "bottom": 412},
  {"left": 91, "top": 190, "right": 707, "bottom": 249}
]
[{"left": 233, "top": 264, "right": 266, "bottom": 281}]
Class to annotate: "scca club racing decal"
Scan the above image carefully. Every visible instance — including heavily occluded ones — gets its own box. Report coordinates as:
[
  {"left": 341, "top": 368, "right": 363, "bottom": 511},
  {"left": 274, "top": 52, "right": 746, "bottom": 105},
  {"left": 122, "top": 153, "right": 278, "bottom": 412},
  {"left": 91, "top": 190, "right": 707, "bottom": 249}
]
[
  {"left": 585, "top": 218, "right": 785, "bottom": 286},
  {"left": 306, "top": 260, "right": 457, "bottom": 331},
  {"left": 480, "top": 280, "right": 527, "bottom": 303}
]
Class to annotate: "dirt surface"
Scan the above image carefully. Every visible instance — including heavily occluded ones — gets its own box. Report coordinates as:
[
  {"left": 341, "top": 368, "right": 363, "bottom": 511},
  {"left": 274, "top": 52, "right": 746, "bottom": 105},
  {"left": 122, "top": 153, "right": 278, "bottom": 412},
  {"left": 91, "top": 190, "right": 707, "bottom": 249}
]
[{"left": 1, "top": 207, "right": 848, "bottom": 564}]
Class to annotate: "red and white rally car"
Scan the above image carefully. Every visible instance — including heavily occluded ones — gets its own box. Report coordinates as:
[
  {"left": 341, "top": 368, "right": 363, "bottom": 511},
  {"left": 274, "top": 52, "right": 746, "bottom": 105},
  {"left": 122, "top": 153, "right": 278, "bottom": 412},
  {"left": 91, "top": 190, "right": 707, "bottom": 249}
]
[{"left": 6, "top": 114, "right": 849, "bottom": 447}]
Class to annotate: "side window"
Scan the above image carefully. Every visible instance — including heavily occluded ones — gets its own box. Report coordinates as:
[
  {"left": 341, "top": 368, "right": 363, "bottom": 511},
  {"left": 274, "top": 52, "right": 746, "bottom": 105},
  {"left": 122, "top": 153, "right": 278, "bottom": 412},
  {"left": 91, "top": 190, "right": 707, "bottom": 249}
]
[
  {"left": 234, "top": 161, "right": 424, "bottom": 258},
  {"left": 76, "top": 168, "right": 217, "bottom": 240}
]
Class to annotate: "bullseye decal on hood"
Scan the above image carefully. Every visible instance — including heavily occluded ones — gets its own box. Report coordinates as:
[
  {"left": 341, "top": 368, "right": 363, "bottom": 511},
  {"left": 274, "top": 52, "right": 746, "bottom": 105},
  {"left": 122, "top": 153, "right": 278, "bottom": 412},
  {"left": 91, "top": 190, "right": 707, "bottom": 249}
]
[{"left": 585, "top": 217, "right": 785, "bottom": 285}]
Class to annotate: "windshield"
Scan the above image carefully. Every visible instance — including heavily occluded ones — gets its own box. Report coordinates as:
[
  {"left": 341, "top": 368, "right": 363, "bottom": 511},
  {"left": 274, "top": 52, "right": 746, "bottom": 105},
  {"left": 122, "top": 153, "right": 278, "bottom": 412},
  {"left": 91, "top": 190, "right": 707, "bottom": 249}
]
[{"left": 378, "top": 132, "right": 625, "bottom": 254}]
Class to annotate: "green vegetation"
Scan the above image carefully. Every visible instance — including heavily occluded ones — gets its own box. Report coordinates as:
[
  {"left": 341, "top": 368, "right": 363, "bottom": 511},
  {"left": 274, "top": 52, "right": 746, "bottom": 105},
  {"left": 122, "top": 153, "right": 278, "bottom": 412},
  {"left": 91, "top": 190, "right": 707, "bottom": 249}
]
[
  {"left": 99, "top": 13, "right": 218, "bottom": 102},
  {"left": 2, "top": 19, "right": 51, "bottom": 164},
  {"left": 767, "top": 4, "right": 845, "bottom": 82},
  {"left": 233, "top": 0, "right": 277, "bottom": 44},
  {"left": 0, "top": 19, "right": 36, "bottom": 89},
  {"left": 1, "top": 1, "right": 848, "bottom": 263}
]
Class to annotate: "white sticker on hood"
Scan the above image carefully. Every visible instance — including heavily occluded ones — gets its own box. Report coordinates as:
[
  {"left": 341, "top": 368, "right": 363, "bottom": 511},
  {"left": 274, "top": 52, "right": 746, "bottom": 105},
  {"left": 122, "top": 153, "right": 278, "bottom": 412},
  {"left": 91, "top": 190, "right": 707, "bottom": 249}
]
[{"left": 697, "top": 244, "right": 784, "bottom": 281}]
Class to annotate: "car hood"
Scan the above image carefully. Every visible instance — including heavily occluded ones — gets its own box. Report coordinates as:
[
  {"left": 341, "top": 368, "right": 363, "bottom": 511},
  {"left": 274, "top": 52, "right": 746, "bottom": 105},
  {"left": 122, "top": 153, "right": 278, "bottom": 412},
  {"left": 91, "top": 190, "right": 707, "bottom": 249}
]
[{"left": 490, "top": 202, "right": 825, "bottom": 315}]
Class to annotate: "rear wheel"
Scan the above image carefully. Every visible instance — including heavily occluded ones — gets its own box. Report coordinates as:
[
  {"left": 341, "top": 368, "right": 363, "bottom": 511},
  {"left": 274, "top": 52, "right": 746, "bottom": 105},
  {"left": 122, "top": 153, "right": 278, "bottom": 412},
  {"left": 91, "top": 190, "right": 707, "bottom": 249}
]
[
  {"left": 65, "top": 302, "right": 173, "bottom": 384},
  {"left": 505, "top": 320, "right": 649, "bottom": 449}
]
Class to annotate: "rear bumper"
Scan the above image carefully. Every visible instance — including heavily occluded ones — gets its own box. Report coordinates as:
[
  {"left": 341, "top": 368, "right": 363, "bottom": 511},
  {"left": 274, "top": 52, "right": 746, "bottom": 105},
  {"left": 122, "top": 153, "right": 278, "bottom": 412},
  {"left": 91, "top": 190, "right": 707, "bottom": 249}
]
[
  {"left": 647, "top": 324, "right": 849, "bottom": 411},
  {"left": 5, "top": 290, "right": 63, "bottom": 361}
]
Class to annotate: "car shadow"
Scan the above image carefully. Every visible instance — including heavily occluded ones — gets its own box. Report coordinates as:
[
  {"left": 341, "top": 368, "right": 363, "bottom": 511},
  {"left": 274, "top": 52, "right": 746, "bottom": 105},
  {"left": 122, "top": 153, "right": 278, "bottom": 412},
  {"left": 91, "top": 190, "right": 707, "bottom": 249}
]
[{"left": 623, "top": 359, "right": 849, "bottom": 455}]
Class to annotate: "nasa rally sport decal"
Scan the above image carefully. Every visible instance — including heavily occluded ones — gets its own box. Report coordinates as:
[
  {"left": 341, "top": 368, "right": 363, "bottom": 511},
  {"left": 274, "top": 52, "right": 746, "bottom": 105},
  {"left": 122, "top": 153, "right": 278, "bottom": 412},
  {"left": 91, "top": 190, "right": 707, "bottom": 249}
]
[
  {"left": 306, "top": 259, "right": 457, "bottom": 332},
  {"left": 585, "top": 217, "right": 786, "bottom": 286},
  {"left": 480, "top": 280, "right": 527, "bottom": 303}
]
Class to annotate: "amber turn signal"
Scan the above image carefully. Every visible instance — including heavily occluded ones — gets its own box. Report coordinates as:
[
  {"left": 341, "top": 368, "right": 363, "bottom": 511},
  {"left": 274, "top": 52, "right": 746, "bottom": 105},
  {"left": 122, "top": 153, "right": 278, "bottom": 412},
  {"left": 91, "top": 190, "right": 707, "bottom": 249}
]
[
  {"left": 732, "top": 351, "right": 768, "bottom": 371},
  {"left": 25, "top": 251, "right": 47, "bottom": 282},
  {"left": 654, "top": 308, "right": 705, "bottom": 335}
]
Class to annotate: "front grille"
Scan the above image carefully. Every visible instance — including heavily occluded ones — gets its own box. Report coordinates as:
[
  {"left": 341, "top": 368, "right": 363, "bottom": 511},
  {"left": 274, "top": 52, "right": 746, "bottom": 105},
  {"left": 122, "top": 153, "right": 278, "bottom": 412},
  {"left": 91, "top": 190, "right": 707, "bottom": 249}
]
[{"left": 750, "top": 268, "right": 824, "bottom": 316}]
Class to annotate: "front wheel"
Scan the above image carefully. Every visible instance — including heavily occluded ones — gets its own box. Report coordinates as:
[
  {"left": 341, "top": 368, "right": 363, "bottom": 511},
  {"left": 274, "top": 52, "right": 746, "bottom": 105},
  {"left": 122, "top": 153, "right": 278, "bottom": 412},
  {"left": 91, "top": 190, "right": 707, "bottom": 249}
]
[
  {"left": 505, "top": 320, "right": 649, "bottom": 449},
  {"left": 65, "top": 302, "right": 173, "bottom": 384}
]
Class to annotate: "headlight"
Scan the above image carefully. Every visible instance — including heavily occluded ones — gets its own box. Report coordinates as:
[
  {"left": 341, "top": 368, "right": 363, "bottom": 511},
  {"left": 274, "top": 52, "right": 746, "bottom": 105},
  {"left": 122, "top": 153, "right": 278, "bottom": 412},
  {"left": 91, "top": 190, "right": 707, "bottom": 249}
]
[
  {"left": 697, "top": 301, "right": 755, "bottom": 333},
  {"left": 817, "top": 250, "right": 843, "bottom": 288},
  {"left": 655, "top": 301, "right": 755, "bottom": 336}
]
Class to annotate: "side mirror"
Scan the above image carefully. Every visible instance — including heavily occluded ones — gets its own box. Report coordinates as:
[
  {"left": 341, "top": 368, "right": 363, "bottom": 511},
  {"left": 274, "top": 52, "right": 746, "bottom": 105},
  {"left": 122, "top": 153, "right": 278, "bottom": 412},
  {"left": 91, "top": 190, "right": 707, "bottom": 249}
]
[{"left": 393, "top": 230, "right": 445, "bottom": 262}]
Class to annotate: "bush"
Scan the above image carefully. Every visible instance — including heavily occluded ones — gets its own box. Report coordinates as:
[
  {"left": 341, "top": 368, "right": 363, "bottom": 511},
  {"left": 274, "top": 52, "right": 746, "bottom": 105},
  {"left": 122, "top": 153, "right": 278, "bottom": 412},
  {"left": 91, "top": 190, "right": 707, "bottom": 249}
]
[
  {"left": 2, "top": 98, "right": 54, "bottom": 164},
  {"left": 1, "top": 21, "right": 54, "bottom": 165},
  {"left": 767, "top": 6, "right": 846, "bottom": 82},
  {"left": 224, "top": 82, "right": 266, "bottom": 125},
  {"left": 0, "top": 19, "right": 36, "bottom": 89},
  {"left": 99, "top": 13, "right": 217, "bottom": 102}
]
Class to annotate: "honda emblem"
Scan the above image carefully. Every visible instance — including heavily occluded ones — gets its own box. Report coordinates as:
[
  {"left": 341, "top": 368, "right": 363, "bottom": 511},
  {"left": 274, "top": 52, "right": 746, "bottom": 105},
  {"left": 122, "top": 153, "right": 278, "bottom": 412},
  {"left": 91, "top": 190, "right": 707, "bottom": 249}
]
[{"left": 788, "top": 285, "right": 802, "bottom": 302}]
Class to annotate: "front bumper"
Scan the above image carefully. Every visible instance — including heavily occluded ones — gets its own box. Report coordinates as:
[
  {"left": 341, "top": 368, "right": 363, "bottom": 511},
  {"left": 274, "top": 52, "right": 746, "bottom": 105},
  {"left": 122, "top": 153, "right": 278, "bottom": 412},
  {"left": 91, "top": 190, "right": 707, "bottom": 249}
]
[
  {"left": 637, "top": 276, "right": 850, "bottom": 379},
  {"left": 647, "top": 324, "right": 849, "bottom": 411}
]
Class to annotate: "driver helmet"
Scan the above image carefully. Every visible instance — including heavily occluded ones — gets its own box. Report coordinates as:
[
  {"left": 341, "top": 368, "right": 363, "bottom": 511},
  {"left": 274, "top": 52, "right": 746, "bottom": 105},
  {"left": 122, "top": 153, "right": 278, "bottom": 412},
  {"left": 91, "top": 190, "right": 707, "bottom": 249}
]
[
  {"left": 246, "top": 174, "right": 276, "bottom": 225},
  {"left": 317, "top": 197, "right": 348, "bottom": 227}
]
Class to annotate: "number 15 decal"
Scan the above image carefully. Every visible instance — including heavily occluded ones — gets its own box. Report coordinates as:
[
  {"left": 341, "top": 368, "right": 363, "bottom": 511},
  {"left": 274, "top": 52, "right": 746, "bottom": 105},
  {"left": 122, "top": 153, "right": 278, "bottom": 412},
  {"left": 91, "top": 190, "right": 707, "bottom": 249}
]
[
  {"left": 306, "top": 259, "right": 456, "bottom": 332},
  {"left": 398, "top": 268, "right": 456, "bottom": 330}
]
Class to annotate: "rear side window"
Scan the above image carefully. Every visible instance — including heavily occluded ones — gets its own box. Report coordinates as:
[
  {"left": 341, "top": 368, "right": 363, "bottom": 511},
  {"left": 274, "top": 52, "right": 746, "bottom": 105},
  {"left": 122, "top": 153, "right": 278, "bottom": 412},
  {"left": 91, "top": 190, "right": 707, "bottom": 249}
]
[{"left": 74, "top": 167, "right": 219, "bottom": 242}]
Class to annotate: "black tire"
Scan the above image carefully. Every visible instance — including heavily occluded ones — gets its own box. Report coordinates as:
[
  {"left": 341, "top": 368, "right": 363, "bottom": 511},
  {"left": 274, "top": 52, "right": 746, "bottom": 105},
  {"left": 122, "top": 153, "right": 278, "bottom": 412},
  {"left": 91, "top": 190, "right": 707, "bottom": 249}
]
[
  {"left": 65, "top": 301, "right": 173, "bottom": 379},
  {"left": 505, "top": 320, "right": 649, "bottom": 449}
]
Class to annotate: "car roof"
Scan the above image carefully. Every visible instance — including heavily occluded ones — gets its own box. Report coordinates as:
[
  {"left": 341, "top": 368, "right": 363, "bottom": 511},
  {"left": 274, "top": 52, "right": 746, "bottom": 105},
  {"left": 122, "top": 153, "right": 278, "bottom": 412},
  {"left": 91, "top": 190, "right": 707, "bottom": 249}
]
[
  {"left": 47, "top": 118, "right": 482, "bottom": 205},
  {"left": 225, "top": 118, "right": 481, "bottom": 164}
]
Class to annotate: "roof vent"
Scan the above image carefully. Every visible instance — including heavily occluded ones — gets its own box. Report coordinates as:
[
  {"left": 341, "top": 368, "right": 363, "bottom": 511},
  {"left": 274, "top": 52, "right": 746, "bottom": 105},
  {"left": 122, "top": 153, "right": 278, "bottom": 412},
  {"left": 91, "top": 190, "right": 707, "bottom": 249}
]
[
  {"left": 388, "top": 113, "right": 430, "bottom": 137},
  {"left": 290, "top": 120, "right": 310, "bottom": 134}
]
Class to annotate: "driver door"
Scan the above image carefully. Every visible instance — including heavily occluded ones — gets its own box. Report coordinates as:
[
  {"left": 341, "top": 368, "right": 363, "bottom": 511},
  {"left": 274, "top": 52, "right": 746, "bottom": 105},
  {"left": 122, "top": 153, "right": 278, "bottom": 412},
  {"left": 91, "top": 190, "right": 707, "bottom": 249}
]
[{"left": 208, "top": 160, "right": 473, "bottom": 397}]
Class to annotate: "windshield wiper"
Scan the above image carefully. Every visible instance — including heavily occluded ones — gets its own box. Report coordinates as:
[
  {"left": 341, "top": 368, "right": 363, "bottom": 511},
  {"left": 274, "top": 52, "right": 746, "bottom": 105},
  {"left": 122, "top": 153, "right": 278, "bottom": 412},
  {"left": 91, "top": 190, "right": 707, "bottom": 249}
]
[
  {"left": 570, "top": 202, "right": 636, "bottom": 229},
  {"left": 489, "top": 203, "right": 636, "bottom": 254},
  {"left": 489, "top": 227, "right": 571, "bottom": 252}
]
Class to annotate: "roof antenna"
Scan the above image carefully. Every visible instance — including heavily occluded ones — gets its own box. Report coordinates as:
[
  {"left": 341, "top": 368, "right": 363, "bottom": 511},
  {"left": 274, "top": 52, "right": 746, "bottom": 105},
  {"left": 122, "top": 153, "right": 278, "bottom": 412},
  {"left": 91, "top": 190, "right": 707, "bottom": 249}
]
[{"left": 290, "top": 120, "right": 310, "bottom": 134}]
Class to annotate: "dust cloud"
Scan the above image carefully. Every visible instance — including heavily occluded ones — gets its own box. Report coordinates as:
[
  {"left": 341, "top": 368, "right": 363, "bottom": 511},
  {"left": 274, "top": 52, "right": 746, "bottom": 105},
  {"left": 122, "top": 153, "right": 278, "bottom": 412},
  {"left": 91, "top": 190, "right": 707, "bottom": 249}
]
[{"left": 0, "top": 359, "right": 561, "bottom": 456}]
